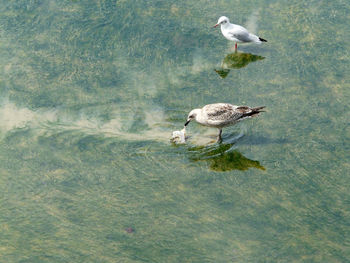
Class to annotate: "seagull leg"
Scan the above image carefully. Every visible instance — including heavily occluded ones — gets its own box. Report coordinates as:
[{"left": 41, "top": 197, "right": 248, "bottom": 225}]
[
  {"left": 217, "top": 129, "right": 223, "bottom": 143},
  {"left": 235, "top": 43, "right": 238, "bottom": 51}
]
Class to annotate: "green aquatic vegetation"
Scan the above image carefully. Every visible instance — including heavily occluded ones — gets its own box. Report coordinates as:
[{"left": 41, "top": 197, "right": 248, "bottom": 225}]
[
  {"left": 189, "top": 143, "right": 265, "bottom": 171},
  {"left": 215, "top": 52, "right": 265, "bottom": 78},
  {"left": 222, "top": 52, "right": 265, "bottom": 69},
  {"left": 208, "top": 150, "right": 265, "bottom": 172},
  {"left": 0, "top": 0, "right": 350, "bottom": 262}
]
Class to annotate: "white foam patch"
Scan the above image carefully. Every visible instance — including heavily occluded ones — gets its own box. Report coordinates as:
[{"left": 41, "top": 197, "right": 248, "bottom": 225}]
[
  {"left": 0, "top": 101, "right": 172, "bottom": 143},
  {"left": 0, "top": 101, "right": 57, "bottom": 133},
  {"left": 144, "top": 106, "right": 166, "bottom": 127},
  {"left": 61, "top": 109, "right": 171, "bottom": 142},
  {"left": 0, "top": 101, "right": 249, "bottom": 146}
]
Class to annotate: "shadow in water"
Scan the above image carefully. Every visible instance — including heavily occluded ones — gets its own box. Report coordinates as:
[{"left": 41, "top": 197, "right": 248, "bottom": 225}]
[
  {"left": 188, "top": 143, "right": 265, "bottom": 172},
  {"left": 215, "top": 52, "right": 265, "bottom": 78}
]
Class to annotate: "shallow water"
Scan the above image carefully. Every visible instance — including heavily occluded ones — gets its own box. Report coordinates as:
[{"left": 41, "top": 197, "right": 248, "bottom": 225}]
[{"left": 0, "top": 1, "right": 349, "bottom": 262}]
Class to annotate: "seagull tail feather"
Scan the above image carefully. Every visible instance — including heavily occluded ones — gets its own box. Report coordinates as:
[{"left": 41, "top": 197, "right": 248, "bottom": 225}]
[
  {"left": 259, "top": 37, "right": 267, "bottom": 42},
  {"left": 252, "top": 106, "right": 266, "bottom": 112}
]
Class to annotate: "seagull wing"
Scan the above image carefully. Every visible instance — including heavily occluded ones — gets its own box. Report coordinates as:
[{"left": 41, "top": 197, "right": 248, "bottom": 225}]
[
  {"left": 229, "top": 25, "right": 252, "bottom": 42},
  {"left": 204, "top": 103, "right": 243, "bottom": 125}
]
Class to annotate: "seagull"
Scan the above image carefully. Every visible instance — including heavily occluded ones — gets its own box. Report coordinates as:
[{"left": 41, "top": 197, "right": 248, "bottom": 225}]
[
  {"left": 184, "top": 103, "right": 265, "bottom": 142},
  {"left": 214, "top": 16, "right": 267, "bottom": 51}
]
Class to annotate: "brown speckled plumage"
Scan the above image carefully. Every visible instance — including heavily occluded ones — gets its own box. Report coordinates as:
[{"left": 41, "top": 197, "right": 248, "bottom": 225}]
[
  {"left": 185, "top": 103, "right": 265, "bottom": 141},
  {"left": 202, "top": 103, "right": 265, "bottom": 127}
]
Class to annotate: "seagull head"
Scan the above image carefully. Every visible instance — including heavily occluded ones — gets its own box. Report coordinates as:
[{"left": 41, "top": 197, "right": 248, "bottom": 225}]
[
  {"left": 214, "top": 16, "right": 230, "bottom": 28},
  {"left": 184, "top": 109, "right": 200, "bottom": 127}
]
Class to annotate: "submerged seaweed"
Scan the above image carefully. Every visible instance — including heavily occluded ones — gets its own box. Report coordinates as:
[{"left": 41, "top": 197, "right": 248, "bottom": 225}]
[
  {"left": 215, "top": 52, "right": 265, "bottom": 78},
  {"left": 0, "top": 0, "right": 349, "bottom": 262},
  {"left": 189, "top": 143, "right": 265, "bottom": 171}
]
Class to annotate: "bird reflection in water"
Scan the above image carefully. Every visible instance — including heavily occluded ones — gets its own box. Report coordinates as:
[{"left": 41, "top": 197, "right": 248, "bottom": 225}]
[
  {"left": 215, "top": 52, "right": 265, "bottom": 78},
  {"left": 188, "top": 143, "right": 265, "bottom": 172}
]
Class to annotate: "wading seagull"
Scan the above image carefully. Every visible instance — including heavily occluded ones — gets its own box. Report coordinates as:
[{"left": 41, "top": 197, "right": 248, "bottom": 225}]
[
  {"left": 184, "top": 103, "right": 265, "bottom": 142},
  {"left": 214, "top": 16, "right": 267, "bottom": 51}
]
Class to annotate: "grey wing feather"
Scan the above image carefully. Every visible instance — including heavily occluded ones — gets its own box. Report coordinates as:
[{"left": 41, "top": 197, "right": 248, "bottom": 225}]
[
  {"left": 205, "top": 104, "right": 243, "bottom": 123},
  {"left": 231, "top": 32, "right": 251, "bottom": 42},
  {"left": 229, "top": 25, "right": 251, "bottom": 42}
]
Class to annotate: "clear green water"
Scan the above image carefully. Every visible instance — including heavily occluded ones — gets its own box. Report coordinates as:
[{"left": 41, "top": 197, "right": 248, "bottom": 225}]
[{"left": 0, "top": 1, "right": 349, "bottom": 262}]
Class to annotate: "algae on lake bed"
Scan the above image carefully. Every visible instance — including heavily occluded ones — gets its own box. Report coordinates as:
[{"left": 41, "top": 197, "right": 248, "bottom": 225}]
[{"left": 0, "top": 0, "right": 349, "bottom": 262}]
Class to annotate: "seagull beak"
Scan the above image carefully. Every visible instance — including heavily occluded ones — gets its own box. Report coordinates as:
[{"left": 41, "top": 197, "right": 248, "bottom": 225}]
[
  {"left": 184, "top": 119, "right": 190, "bottom": 126},
  {"left": 213, "top": 24, "right": 219, "bottom": 28}
]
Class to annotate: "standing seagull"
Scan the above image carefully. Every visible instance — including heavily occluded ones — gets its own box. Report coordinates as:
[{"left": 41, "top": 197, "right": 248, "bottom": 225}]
[
  {"left": 214, "top": 16, "right": 267, "bottom": 51},
  {"left": 184, "top": 103, "right": 265, "bottom": 142}
]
